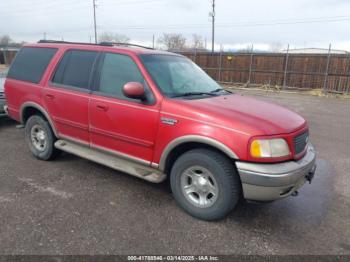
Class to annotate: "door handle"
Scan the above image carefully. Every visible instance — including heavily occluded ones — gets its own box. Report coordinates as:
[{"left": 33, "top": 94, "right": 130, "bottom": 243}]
[
  {"left": 46, "top": 94, "right": 55, "bottom": 99},
  {"left": 96, "top": 104, "right": 109, "bottom": 111}
]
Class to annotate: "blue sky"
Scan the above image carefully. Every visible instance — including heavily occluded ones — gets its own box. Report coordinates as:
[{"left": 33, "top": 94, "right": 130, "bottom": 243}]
[{"left": 1, "top": 0, "right": 350, "bottom": 51}]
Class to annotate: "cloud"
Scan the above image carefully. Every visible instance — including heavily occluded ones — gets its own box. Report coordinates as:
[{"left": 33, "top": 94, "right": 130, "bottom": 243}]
[{"left": 1, "top": 0, "right": 350, "bottom": 51}]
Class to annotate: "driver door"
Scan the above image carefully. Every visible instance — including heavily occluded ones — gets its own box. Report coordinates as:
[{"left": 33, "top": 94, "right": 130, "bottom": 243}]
[{"left": 89, "top": 52, "right": 160, "bottom": 164}]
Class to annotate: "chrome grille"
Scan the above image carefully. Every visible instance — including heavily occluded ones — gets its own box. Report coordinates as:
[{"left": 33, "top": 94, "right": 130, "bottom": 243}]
[{"left": 294, "top": 131, "right": 309, "bottom": 155}]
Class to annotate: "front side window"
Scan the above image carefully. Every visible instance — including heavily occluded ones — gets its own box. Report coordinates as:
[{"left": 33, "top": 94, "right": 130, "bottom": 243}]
[
  {"left": 7, "top": 47, "right": 57, "bottom": 83},
  {"left": 140, "top": 54, "right": 228, "bottom": 99},
  {"left": 52, "top": 50, "right": 98, "bottom": 89},
  {"left": 97, "top": 53, "right": 146, "bottom": 100}
]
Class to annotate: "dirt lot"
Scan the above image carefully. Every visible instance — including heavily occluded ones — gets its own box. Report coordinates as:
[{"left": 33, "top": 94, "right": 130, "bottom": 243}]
[{"left": 0, "top": 90, "right": 349, "bottom": 255}]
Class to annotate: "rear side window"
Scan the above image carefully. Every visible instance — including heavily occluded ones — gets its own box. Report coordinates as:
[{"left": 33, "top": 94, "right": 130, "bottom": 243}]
[
  {"left": 52, "top": 50, "right": 98, "bottom": 89},
  {"left": 7, "top": 47, "right": 57, "bottom": 83}
]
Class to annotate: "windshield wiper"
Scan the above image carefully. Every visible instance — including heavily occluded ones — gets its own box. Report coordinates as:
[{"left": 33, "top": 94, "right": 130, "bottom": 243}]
[
  {"left": 171, "top": 92, "right": 218, "bottom": 98},
  {"left": 210, "top": 88, "right": 231, "bottom": 94}
]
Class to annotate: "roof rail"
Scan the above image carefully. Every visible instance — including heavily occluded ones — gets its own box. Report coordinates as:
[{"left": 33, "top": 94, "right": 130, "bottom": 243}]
[
  {"left": 99, "top": 42, "right": 154, "bottom": 50},
  {"left": 38, "top": 40, "right": 154, "bottom": 50}
]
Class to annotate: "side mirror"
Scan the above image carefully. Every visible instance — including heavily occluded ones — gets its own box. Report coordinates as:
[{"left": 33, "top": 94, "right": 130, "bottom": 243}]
[{"left": 122, "top": 82, "right": 145, "bottom": 100}]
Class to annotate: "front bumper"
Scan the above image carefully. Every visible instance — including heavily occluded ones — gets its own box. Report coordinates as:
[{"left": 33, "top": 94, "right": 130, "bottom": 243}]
[{"left": 236, "top": 145, "right": 316, "bottom": 201}]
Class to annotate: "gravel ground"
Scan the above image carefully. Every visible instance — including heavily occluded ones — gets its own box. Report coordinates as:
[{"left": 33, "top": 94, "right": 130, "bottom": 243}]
[{"left": 0, "top": 90, "right": 349, "bottom": 255}]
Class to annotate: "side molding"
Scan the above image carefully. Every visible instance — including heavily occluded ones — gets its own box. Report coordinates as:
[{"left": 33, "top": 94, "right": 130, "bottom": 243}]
[
  {"left": 158, "top": 135, "right": 239, "bottom": 171},
  {"left": 20, "top": 102, "right": 58, "bottom": 137}
]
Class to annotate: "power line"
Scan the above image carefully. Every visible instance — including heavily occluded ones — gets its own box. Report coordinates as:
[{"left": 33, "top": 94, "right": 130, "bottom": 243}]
[
  {"left": 99, "top": 0, "right": 164, "bottom": 6},
  {"left": 99, "top": 15, "right": 350, "bottom": 31},
  {"left": 217, "top": 16, "right": 350, "bottom": 28},
  {"left": 216, "top": 15, "right": 350, "bottom": 26},
  {"left": 0, "top": 0, "right": 164, "bottom": 16},
  {"left": 0, "top": 0, "right": 90, "bottom": 16}
]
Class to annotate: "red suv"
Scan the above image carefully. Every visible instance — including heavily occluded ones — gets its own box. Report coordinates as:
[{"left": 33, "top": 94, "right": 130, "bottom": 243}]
[{"left": 5, "top": 41, "right": 316, "bottom": 220}]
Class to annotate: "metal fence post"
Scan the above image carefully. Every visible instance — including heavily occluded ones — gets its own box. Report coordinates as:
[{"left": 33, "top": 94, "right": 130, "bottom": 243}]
[
  {"left": 218, "top": 45, "right": 223, "bottom": 82},
  {"left": 346, "top": 53, "right": 350, "bottom": 94},
  {"left": 247, "top": 44, "right": 254, "bottom": 86},
  {"left": 283, "top": 44, "right": 290, "bottom": 89},
  {"left": 3, "top": 49, "right": 7, "bottom": 65},
  {"left": 323, "top": 43, "right": 332, "bottom": 93},
  {"left": 194, "top": 48, "right": 197, "bottom": 64}
]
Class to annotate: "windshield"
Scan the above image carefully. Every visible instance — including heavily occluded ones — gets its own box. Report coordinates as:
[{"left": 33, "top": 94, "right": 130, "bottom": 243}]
[{"left": 140, "top": 54, "right": 225, "bottom": 98}]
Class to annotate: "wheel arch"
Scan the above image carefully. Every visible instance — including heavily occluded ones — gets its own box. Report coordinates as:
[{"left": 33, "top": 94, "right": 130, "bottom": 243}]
[
  {"left": 158, "top": 135, "right": 239, "bottom": 174},
  {"left": 20, "top": 102, "right": 58, "bottom": 137}
]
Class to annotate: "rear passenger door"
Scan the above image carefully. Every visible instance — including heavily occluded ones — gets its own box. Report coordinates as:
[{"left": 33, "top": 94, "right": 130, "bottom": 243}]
[
  {"left": 43, "top": 49, "right": 99, "bottom": 144},
  {"left": 89, "top": 52, "right": 160, "bottom": 164}
]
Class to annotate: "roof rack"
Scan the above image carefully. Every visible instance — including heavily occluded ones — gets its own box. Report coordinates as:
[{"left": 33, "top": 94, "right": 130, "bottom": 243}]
[
  {"left": 38, "top": 40, "right": 154, "bottom": 50},
  {"left": 38, "top": 40, "right": 96, "bottom": 46}
]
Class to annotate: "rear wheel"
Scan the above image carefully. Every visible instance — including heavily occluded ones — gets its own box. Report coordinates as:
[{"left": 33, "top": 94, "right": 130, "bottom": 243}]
[
  {"left": 25, "top": 115, "right": 59, "bottom": 160},
  {"left": 170, "top": 148, "right": 241, "bottom": 221}
]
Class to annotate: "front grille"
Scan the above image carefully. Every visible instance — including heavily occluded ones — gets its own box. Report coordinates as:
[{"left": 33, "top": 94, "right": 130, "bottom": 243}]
[{"left": 294, "top": 131, "right": 309, "bottom": 155}]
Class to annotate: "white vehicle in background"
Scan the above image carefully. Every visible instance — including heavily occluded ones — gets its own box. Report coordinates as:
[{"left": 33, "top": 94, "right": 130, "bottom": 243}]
[{"left": 0, "top": 69, "right": 8, "bottom": 115}]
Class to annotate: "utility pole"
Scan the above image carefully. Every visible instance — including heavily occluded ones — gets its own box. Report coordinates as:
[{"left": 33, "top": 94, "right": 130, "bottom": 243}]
[
  {"left": 43, "top": 32, "right": 46, "bottom": 40},
  {"left": 210, "top": 0, "right": 216, "bottom": 53},
  {"left": 93, "top": 0, "right": 97, "bottom": 44},
  {"left": 152, "top": 34, "right": 155, "bottom": 49}
]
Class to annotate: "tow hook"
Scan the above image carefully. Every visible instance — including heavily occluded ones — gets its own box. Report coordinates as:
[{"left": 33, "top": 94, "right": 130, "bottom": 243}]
[
  {"left": 306, "top": 165, "right": 317, "bottom": 184},
  {"left": 291, "top": 191, "right": 299, "bottom": 197}
]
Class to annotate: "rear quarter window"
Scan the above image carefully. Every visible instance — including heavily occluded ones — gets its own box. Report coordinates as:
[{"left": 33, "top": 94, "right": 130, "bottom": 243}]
[{"left": 7, "top": 47, "right": 57, "bottom": 84}]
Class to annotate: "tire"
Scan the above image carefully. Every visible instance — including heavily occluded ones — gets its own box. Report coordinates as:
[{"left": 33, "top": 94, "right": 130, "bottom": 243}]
[
  {"left": 170, "top": 148, "right": 241, "bottom": 221},
  {"left": 25, "top": 115, "right": 60, "bottom": 160}
]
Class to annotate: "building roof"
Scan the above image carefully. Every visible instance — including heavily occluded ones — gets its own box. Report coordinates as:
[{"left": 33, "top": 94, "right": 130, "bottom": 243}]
[{"left": 0, "top": 46, "right": 20, "bottom": 51}]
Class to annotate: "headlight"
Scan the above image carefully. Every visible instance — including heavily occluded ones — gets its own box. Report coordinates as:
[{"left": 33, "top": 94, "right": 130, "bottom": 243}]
[{"left": 250, "top": 138, "right": 290, "bottom": 158}]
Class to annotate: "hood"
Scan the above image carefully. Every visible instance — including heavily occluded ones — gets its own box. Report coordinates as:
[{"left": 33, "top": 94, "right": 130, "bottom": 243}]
[{"left": 172, "top": 94, "right": 306, "bottom": 136}]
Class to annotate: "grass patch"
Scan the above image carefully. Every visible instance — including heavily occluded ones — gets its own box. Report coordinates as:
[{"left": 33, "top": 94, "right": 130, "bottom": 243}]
[{"left": 223, "top": 84, "right": 350, "bottom": 100}]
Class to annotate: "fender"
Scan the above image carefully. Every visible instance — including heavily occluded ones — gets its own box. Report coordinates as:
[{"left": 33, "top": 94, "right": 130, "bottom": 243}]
[
  {"left": 158, "top": 135, "right": 239, "bottom": 171},
  {"left": 20, "top": 102, "right": 58, "bottom": 137}
]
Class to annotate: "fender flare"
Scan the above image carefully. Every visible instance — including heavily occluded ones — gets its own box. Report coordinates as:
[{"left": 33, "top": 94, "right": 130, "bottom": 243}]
[
  {"left": 20, "top": 102, "right": 58, "bottom": 137},
  {"left": 158, "top": 135, "right": 239, "bottom": 171}
]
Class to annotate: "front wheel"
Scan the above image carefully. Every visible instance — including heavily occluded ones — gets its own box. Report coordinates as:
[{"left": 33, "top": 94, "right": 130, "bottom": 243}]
[{"left": 170, "top": 149, "right": 242, "bottom": 221}]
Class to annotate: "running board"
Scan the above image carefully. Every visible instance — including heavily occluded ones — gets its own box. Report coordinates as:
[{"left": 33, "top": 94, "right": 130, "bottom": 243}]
[{"left": 54, "top": 140, "right": 166, "bottom": 183}]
